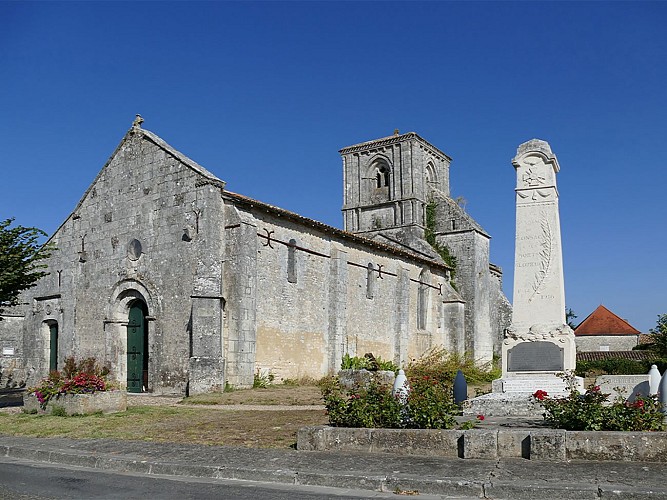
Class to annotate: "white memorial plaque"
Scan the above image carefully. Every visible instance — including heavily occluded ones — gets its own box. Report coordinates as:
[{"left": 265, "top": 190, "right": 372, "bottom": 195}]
[{"left": 596, "top": 375, "right": 650, "bottom": 403}]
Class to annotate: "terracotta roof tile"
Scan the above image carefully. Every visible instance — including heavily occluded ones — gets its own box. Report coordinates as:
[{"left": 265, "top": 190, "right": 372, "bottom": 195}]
[
  {"left": 574, "top": 305, "right": 641, "bottom": 336},
  {"left": 576, "top": 350, "right": 659, "bottom": 362}
]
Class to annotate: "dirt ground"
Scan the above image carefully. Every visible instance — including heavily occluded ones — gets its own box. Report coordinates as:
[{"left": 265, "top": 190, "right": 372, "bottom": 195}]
[
  {"left": 0, "top": 382, "right": 499, "bottom": 448},
  {"left": 180, "top": 384, "right": 324, "bottom": 406},
  {"left": 0, "top": 384, "right": 328, "bottom": 449}
]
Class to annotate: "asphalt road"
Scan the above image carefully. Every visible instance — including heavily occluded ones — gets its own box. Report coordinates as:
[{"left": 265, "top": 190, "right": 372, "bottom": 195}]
[{"left": 0, "top": 456, "right": 450, "bottom": 500}]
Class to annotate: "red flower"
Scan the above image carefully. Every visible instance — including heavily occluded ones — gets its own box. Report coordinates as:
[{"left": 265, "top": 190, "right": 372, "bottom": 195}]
[
  {"left": 592, "top": 386, "right": 601, "bottom": 392},
  {"left": 476, "top": 414, "right": 485, "bottom": 421},
  {"left": 634, "top": 400, "right": 645, "bottom": 408},
  {"left": 533, "top": 390, "right": 548, "bottom": 401}
]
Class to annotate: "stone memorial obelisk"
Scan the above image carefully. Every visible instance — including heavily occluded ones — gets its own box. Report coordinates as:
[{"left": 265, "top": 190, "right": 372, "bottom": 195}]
[{"left": 497, "top": 139, "right": 582, "bottom": 395}]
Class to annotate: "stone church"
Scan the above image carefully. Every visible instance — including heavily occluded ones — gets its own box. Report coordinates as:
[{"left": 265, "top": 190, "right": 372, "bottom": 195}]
[{"left": 0, "top": 118, "right": 511, "bottom": 394}]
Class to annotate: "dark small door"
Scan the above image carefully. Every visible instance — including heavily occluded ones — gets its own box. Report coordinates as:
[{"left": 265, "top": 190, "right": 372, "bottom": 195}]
[
  {"left": 49, "top": 323, "right": 58, "bottom": 372},
  {"left": 127, "top": 301, "right": 148, "bottom": 393}
]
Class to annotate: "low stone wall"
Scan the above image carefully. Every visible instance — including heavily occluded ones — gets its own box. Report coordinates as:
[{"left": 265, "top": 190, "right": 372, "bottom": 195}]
[
  {"left": 297, "top": 425, "right": 667, "bottom": 462},
  {"left": 23, "top": 391, "right": 127, "bottom": 415},
  {"left": 337, "top": 369, "right": 395, "bottom": 389}
]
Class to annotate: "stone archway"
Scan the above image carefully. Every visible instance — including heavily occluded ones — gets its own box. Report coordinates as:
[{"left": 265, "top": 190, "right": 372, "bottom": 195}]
[{"left": 107, "top": 280, "right": 156, "bottom": 391}]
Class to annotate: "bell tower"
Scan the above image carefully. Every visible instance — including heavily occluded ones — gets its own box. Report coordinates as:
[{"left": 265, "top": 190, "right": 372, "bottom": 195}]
[{"left": 340, "top": 132, "right": 451, "bottom": 239}]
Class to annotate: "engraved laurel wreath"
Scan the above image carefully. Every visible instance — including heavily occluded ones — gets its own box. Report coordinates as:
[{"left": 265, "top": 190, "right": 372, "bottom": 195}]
[{"left": 529, "top": 213, "right": 553, "bottom": 302}]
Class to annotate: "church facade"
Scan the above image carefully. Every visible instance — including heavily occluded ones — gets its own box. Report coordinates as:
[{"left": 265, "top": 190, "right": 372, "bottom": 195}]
[{"left": 0, "top": 120, "right": 510, "bottom": 394}]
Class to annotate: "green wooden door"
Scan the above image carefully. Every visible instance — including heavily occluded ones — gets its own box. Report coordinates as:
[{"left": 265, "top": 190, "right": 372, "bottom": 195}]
[
  {"left": 127, "top": 302, "right": 146, "bottom": 393},
  {"left": 49, "top": 323, "right": 58, "bottom": 372}
]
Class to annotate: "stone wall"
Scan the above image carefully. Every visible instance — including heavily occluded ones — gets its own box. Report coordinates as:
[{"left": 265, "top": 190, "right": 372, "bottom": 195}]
[
  {"left": 235, "top": 204, "right": 459, "bottom": 383},
  {"left": 489, "top": 264, "right": 513, "bottom": 356},
  {"left": 298, "top": 425, "right": 667, "bottom": 462},
  {"left": 0, "top": 313, "right": 26, "bottom": 387},
  {"left": 18, "top": 128, "right": 227, "bottom": 394},
  {"left": 575, "top": 335, "right": 640, "bottom": 352}
]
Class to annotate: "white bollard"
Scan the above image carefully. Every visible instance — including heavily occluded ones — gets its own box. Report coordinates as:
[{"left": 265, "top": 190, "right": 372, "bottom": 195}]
[
  {"left": 658, "top": 371, "right": 667, "bottom": 416},
  {"left": 649, "top": 364, "right": 661, "bottom": 395},
  {"left": 392, "top": 369, "right": 409, "bottom": 404}
]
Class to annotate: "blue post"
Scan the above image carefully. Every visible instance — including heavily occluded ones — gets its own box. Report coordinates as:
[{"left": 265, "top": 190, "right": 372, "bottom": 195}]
[{"left": 453, "top": 369, "right": 467, "bottom": 405}]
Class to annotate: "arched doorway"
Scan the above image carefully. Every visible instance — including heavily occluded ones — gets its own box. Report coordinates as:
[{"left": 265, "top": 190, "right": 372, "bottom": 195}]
[{"left": 127, "top": 300, "right": 149, "bottom": 393}]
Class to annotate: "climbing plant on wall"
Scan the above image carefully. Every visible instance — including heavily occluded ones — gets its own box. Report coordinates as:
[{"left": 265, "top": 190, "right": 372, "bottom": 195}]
[{"left": 424, "top": 200, "right": 457, "bottom": 285}]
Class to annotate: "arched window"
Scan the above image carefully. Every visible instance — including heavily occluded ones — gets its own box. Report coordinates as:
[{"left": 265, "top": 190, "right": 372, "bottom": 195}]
[
  {"left": 369, "top": 159, "right": 391, "bottom": 190},
  {"left": 376, "top": 164, "right": 390, "bottom": 188},
  {"left": 425, "top": 162, "right": 437, "bottom": 187}
]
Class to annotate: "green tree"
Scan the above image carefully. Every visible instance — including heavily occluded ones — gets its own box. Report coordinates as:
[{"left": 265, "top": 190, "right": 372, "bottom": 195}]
[
  {"left": 566, "top": 308, "right": 578, "bottom": 329},
  {"left": 0, "top": 218, "right": 52, "bottom": 315},
  {"left": 649, "top": 314, "right": 667, "bottom": 357}
]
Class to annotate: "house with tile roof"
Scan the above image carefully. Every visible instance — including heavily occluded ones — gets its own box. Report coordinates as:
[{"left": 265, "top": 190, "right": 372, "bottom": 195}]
[{"left": 574, "top": 304, "right": 641, "bottom": 352}]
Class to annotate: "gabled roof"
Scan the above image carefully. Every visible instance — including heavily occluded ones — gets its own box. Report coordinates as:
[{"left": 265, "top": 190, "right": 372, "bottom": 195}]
[
  {"left": 574, "top": 305, "right": 641, "bottom": 336},
  {"left": 45, "top": 121, "right": 225, "bottom": 244}
]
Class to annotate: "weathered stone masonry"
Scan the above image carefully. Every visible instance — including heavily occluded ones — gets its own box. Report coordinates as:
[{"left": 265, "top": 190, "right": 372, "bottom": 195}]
[{"left": 0, "top": 122, "right": 510, "bottom": 394}]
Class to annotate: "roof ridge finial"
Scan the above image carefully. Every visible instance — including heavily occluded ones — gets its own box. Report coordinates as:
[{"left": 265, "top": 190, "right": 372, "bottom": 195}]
[
  {"left": 393, "top": 129, "right": 399, "bottom": 136},
  {"left": 133, "top": 114, "right": 144, "bottom": 129}
]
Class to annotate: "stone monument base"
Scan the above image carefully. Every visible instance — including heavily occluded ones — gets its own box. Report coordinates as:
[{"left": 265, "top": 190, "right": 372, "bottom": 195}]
[
  {"left": 463, "top": 373, "right": 584, "bottom": 417},
  {"left": 462, "top": 392, "right": 546, "bottom": 417},
  {"left": 492, "top": 372, "right": 584, "bottom": 395}
]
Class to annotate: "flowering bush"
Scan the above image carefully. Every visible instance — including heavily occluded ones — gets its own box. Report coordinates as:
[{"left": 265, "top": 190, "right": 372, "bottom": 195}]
[
  {"left": 28, "top": 357, "right": 112, "bottom": 410},
  {"left": 319, "top": 376, "right": 402, "bottom": 428},
  {"left": 405, "top": 347, "right": 500, "bottom": 385},
  {"left": 532, "top": 385, "right": 664, "bottom": 431},
  {"left": 402, "top": 375, "right": 457, "bottom": 429},
  {"left": 319, "top": 371, "right": 459, "bottom": 429}
]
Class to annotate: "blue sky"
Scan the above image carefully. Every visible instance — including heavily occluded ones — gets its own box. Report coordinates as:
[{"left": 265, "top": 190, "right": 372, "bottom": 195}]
[{"left": 2, "top": 1, "right": 666, "bottom": 332}]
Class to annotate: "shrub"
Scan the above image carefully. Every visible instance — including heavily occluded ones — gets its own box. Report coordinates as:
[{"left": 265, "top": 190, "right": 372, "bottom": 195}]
[
  {"left": 319, "top": 376, "right": 402, "bottom": 428},
  {"left": 403, "top": 374, "right": 457, "bottom": 429},
  {"left": 51, "top": 405, "right": 67, "bottom": 417},
  {"left": 533, "top": 385, "right": 664, "bottom": 432},
  {"left": 406, "top": 347, "right": 500, "bottom": 385},
  {"left": 253, "top": 369, "right": 275, "bottom": 388},
  {"left": 340, "top": 353, "right": 398, "bottom": 373},
  {"left": 321, "top": 357, "right": 459, "bottom": 430},
  {"left": 28, "top": 356, "right": 112, "bottom": 410},
  {"left": 576, "top": 358, "right": 667, "bottom": 377}
]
